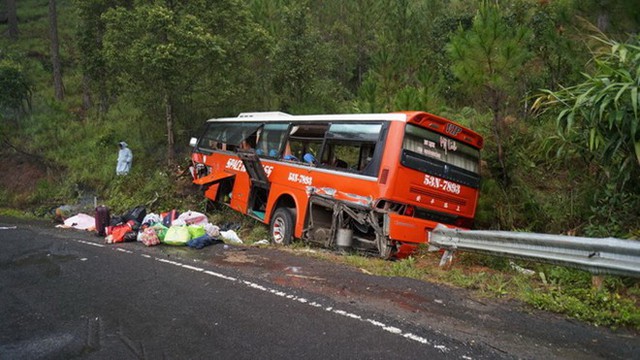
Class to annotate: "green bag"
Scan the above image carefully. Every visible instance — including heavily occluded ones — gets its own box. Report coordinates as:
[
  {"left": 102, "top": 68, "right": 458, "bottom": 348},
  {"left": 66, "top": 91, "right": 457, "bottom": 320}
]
[
  {"left": 163, "top": 225, "right": 190, "bottom": 246},
  {"left": 151, "top": 224, "right": 168, "bottom": 241},
  {"left": 188, "top": 225, "right": 206, "bottom": 239}
]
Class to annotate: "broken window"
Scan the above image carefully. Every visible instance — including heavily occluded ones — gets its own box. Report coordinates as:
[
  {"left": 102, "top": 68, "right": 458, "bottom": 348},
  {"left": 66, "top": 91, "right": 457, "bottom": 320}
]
[
  {"left": 256, "top": 123, "right": 289, "bottom": 158},
  {"left": 320, "top": 123, "right": 385, "bottom": 176}
]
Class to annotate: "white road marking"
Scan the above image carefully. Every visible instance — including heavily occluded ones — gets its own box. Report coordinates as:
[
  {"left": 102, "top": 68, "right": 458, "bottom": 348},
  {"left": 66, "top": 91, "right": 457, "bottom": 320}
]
[
  {"left": 73, "top": 239, "right": 449, "bottom": 352},
  {"left": 182, "top": 265, "right": 204, "bottom": 272},
  {"left": 203, "top": 270, "right": 237, "bottom": 281},
  {"left": 76, "top": 240, "right": 105, "bottom": 248},
  {"left": 0, "top": 226, "right": 17, "bottom": 230}
]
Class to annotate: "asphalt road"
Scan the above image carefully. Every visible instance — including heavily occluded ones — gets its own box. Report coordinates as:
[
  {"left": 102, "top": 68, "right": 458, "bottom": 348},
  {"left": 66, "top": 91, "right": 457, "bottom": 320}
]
[
  {"left": 0, "top": 219, "right": 501, "bottom": 360},
  {"left": 1, "top": 217, "right": 638, "bottom": 359}
]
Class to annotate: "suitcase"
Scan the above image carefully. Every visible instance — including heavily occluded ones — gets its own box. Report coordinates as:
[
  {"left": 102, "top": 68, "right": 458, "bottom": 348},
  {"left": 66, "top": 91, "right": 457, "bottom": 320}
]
[{"left": 95, "top": 205, "right": 110, "bottom": 237}]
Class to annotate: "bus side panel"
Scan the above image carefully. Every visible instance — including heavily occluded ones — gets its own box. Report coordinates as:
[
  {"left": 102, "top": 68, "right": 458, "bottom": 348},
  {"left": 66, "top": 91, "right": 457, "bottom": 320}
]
[{"left": 196, "top": 151, "right": 252, "bottom": 214}]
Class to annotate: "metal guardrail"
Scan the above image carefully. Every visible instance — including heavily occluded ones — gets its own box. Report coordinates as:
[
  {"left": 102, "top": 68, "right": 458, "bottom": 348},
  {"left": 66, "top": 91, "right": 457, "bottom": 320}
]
[{"left": 429, "top": 224, "right": 640, "bottom": 278}]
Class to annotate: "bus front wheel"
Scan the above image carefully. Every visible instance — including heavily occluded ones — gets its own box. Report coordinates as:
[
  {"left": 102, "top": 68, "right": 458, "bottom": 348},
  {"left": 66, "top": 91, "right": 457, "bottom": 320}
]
[{"left": 270, "top": 207, "right": 295, "bottom": 245}]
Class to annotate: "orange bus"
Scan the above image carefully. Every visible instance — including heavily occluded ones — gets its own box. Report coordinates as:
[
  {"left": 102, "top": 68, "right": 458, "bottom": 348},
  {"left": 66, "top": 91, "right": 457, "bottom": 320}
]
[{"left": 189, "top": 111, "right": 483, "bottom": 259}]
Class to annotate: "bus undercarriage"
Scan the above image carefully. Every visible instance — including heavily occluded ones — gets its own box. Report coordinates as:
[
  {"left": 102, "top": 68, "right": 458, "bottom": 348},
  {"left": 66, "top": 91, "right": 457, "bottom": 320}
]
[{"left": 303, "top": 195, "right": 393, "bottom": 258}]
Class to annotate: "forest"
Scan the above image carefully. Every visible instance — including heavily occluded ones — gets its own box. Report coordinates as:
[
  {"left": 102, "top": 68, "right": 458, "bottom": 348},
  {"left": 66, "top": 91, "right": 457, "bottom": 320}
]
[
  {"left": 1, "top": 0, "right": 639, "bottom": 235},
  {"left": 4, "top": 0, "right": 640, "bottom": 237},
  {"left": 1, "top": 0, "right": 640, "bottom": 329}
]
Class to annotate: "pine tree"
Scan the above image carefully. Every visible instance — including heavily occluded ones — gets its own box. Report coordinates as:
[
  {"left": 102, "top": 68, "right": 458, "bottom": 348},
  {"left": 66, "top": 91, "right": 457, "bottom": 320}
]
[{"left": 446, "top": 2, "right": 531, "bottom": 185}]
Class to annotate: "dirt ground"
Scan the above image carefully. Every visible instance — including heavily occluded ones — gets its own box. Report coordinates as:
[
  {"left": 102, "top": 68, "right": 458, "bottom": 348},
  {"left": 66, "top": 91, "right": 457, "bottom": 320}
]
[{"left": 0, "top": 151, "right": 48, "bottom": 206}]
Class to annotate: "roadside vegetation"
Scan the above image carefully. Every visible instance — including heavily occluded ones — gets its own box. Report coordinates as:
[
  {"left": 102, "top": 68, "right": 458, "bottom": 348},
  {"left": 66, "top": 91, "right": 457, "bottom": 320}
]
[{"left": 1, "top": 0, "right": 638, "bottom": 331}]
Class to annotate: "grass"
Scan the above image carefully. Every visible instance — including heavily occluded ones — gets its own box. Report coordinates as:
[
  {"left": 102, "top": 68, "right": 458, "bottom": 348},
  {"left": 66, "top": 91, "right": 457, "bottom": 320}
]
[{"left": 0, "top": 208, "right": 39, "bottom": 219}]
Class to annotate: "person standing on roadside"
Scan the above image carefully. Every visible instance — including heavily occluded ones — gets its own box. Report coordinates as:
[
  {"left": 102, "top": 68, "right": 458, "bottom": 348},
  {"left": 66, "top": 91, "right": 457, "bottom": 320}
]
[{"left": 116, "top": 141, "right": 133, "bottom": 175}]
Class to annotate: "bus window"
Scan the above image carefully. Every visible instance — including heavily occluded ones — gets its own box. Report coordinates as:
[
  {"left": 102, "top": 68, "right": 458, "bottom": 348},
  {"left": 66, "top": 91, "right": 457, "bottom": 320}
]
[
  {"left": 402, "top": 123, "right": 480, "bottom": 188},
  {"left": 321, "top": 123, "right": 384, "bottom": 176},
  {"left": 256, "top": 123, "right": 289, "bottom": 157},
  {"left": 198, "top": 122, "right": 261, "bottom": 152},
  {"left": 322, "top": 141, "right": 357, "bottom": 169},
  {"left": 403, "top": 124, "right": 480, "bottom": 174},
  {"left": 286, "top": 123, "right": 328, "bottom": 166}
]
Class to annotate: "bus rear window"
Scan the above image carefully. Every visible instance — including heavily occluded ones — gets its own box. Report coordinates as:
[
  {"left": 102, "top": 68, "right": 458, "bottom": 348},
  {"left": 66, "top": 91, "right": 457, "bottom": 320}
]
[{"left": 402, "top": 124, "right": 480, "bottom": 174}]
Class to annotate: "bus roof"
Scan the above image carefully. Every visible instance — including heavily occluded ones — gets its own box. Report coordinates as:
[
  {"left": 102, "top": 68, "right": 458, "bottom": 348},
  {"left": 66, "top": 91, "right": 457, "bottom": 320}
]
[
  {"left": 205, "top": 111, "right": 483, "bottom": 148},
  {"left": 206, "top": 111, "right": 407, "bottom": 123}
]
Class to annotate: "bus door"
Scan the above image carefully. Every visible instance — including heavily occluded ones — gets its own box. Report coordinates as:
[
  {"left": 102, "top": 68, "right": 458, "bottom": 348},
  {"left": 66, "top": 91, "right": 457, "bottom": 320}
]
[
  {"left": 237, "top": 149, "right": 270, "bottom": 221},
  {"left": 193, "top": 170, "right": 237, "bottom": 205}
]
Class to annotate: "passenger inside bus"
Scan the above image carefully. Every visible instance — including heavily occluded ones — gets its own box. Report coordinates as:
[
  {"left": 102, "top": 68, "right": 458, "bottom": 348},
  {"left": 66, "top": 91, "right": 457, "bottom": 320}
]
[
  {"left": 333, "top": 158, "right": 348, "bottom": 168},
  {"left": 303, "top": 153, "right": 317, "bottom": 165}
]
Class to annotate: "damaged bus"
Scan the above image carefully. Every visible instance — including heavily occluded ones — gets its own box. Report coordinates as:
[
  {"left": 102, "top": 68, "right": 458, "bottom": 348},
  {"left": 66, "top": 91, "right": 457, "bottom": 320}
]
[{"left": 189, "top": 111, "right": 483, "bottom": 259}]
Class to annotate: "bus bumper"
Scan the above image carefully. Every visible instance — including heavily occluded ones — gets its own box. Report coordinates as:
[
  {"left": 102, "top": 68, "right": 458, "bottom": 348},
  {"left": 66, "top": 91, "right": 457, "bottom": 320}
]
[{"left": 384, "top": 212, "right": 442, "bottom": 245}]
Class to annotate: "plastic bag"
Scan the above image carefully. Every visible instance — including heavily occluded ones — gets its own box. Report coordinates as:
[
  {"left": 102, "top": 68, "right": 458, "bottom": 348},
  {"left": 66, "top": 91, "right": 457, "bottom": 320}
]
[
  {"left": 123, "top": 231, "right": 137, "bottom": 242},
  {"left": 124, "top": 205, "right": 147, "bottom": 224},
  {"left": 220, "top": 230, "right": 243, "bottom": 245},
  {"left": 188, "top": 225, "right": 206, "bottom": 239},
  {"left": 163, "top": 225, "right": 191, "bottom": 246},
  {"left": 107, "top": 220, "right": 136, "bottom": 243},
  {"left": 151, "top": 223, "right": 168, "bottom": 241},
  {"left": 178, "top": 211, "right": 209, "bottom": 226},
  {"left": 204, "top": 223, "right": 220, "bottom": 237},
  {"left": 140, "top": 227, "right": 160, "bottom": 247},
  {"left": 141, "top": 213, "right": 161, "bottom": 227}
]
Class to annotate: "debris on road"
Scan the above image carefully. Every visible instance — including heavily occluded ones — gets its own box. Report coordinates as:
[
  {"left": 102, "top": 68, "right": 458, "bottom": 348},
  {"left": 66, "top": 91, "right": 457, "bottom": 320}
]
[
  {"left": 56, "top": 213, "right": 96, "bottom": 230},
  {"left": 57, "top": 204, "right": 261, "bottom": 251}
]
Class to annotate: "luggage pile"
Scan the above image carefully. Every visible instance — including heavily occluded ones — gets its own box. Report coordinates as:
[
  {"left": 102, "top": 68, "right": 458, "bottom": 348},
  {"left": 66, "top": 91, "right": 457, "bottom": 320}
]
[{"left": 96, "top": 205, "right": 226, "bottom": 249}]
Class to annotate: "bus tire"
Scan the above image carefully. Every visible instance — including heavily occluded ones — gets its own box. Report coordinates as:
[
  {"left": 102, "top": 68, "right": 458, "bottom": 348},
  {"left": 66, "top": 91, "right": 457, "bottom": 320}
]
[{"left": 270, "top": 207, "right": 295, "bottom": 245}]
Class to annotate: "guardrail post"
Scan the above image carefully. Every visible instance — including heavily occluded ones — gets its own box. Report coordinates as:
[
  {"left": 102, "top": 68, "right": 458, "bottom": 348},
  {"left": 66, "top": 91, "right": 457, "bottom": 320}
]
[{"left": 439, "top": 249, "right": 455, "bottom": 269}]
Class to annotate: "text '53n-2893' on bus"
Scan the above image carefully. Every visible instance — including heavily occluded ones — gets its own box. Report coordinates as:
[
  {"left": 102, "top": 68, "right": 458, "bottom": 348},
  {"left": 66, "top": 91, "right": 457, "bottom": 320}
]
[{"left": 189, "top": 111, "right": 483, "bottom": 260}]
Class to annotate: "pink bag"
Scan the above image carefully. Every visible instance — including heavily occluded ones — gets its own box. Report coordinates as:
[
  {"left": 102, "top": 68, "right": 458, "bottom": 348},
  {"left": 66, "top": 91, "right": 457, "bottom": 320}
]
[
  {"left": 177, "top": 211, "right": 208, "bottom": 226},
  {"left": 140, "top": 227, "right": 160, "bottom": 247}
]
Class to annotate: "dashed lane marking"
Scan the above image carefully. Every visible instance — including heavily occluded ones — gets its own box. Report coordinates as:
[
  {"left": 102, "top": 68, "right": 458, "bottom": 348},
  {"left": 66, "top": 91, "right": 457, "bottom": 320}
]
[
  {"left": 74, "top": 239, "right": 451, "bottom": 353},
  {"left": 76, "top": 240, "right": 105, "bottom": 248}
]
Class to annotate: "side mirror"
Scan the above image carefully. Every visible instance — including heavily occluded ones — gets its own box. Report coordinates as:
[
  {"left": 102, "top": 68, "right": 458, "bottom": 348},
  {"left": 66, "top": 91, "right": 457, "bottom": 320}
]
[{"left": 189, "top": 137, "right": 198, "bottom": 147}]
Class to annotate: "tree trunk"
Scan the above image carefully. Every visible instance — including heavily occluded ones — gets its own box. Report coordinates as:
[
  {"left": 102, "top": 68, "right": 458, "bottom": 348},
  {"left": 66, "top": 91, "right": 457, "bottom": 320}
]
[
  {"left": 82, "top": 74, "right": 92, "bottom": 113},
  {"left": 48, "top": 0, "right": 64, "bottom": 101},
  {"left": 6, "top": 0, "right": 18, "bottom": 40},
  {"left": 164, "top": 91, "right": 175, "bottom": 166},
  {"left": 98, "top": 85, "right": 110, "bottom": 115},
  {"left": 490, "top": 89, "right": 509, "bottom": 186}
]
